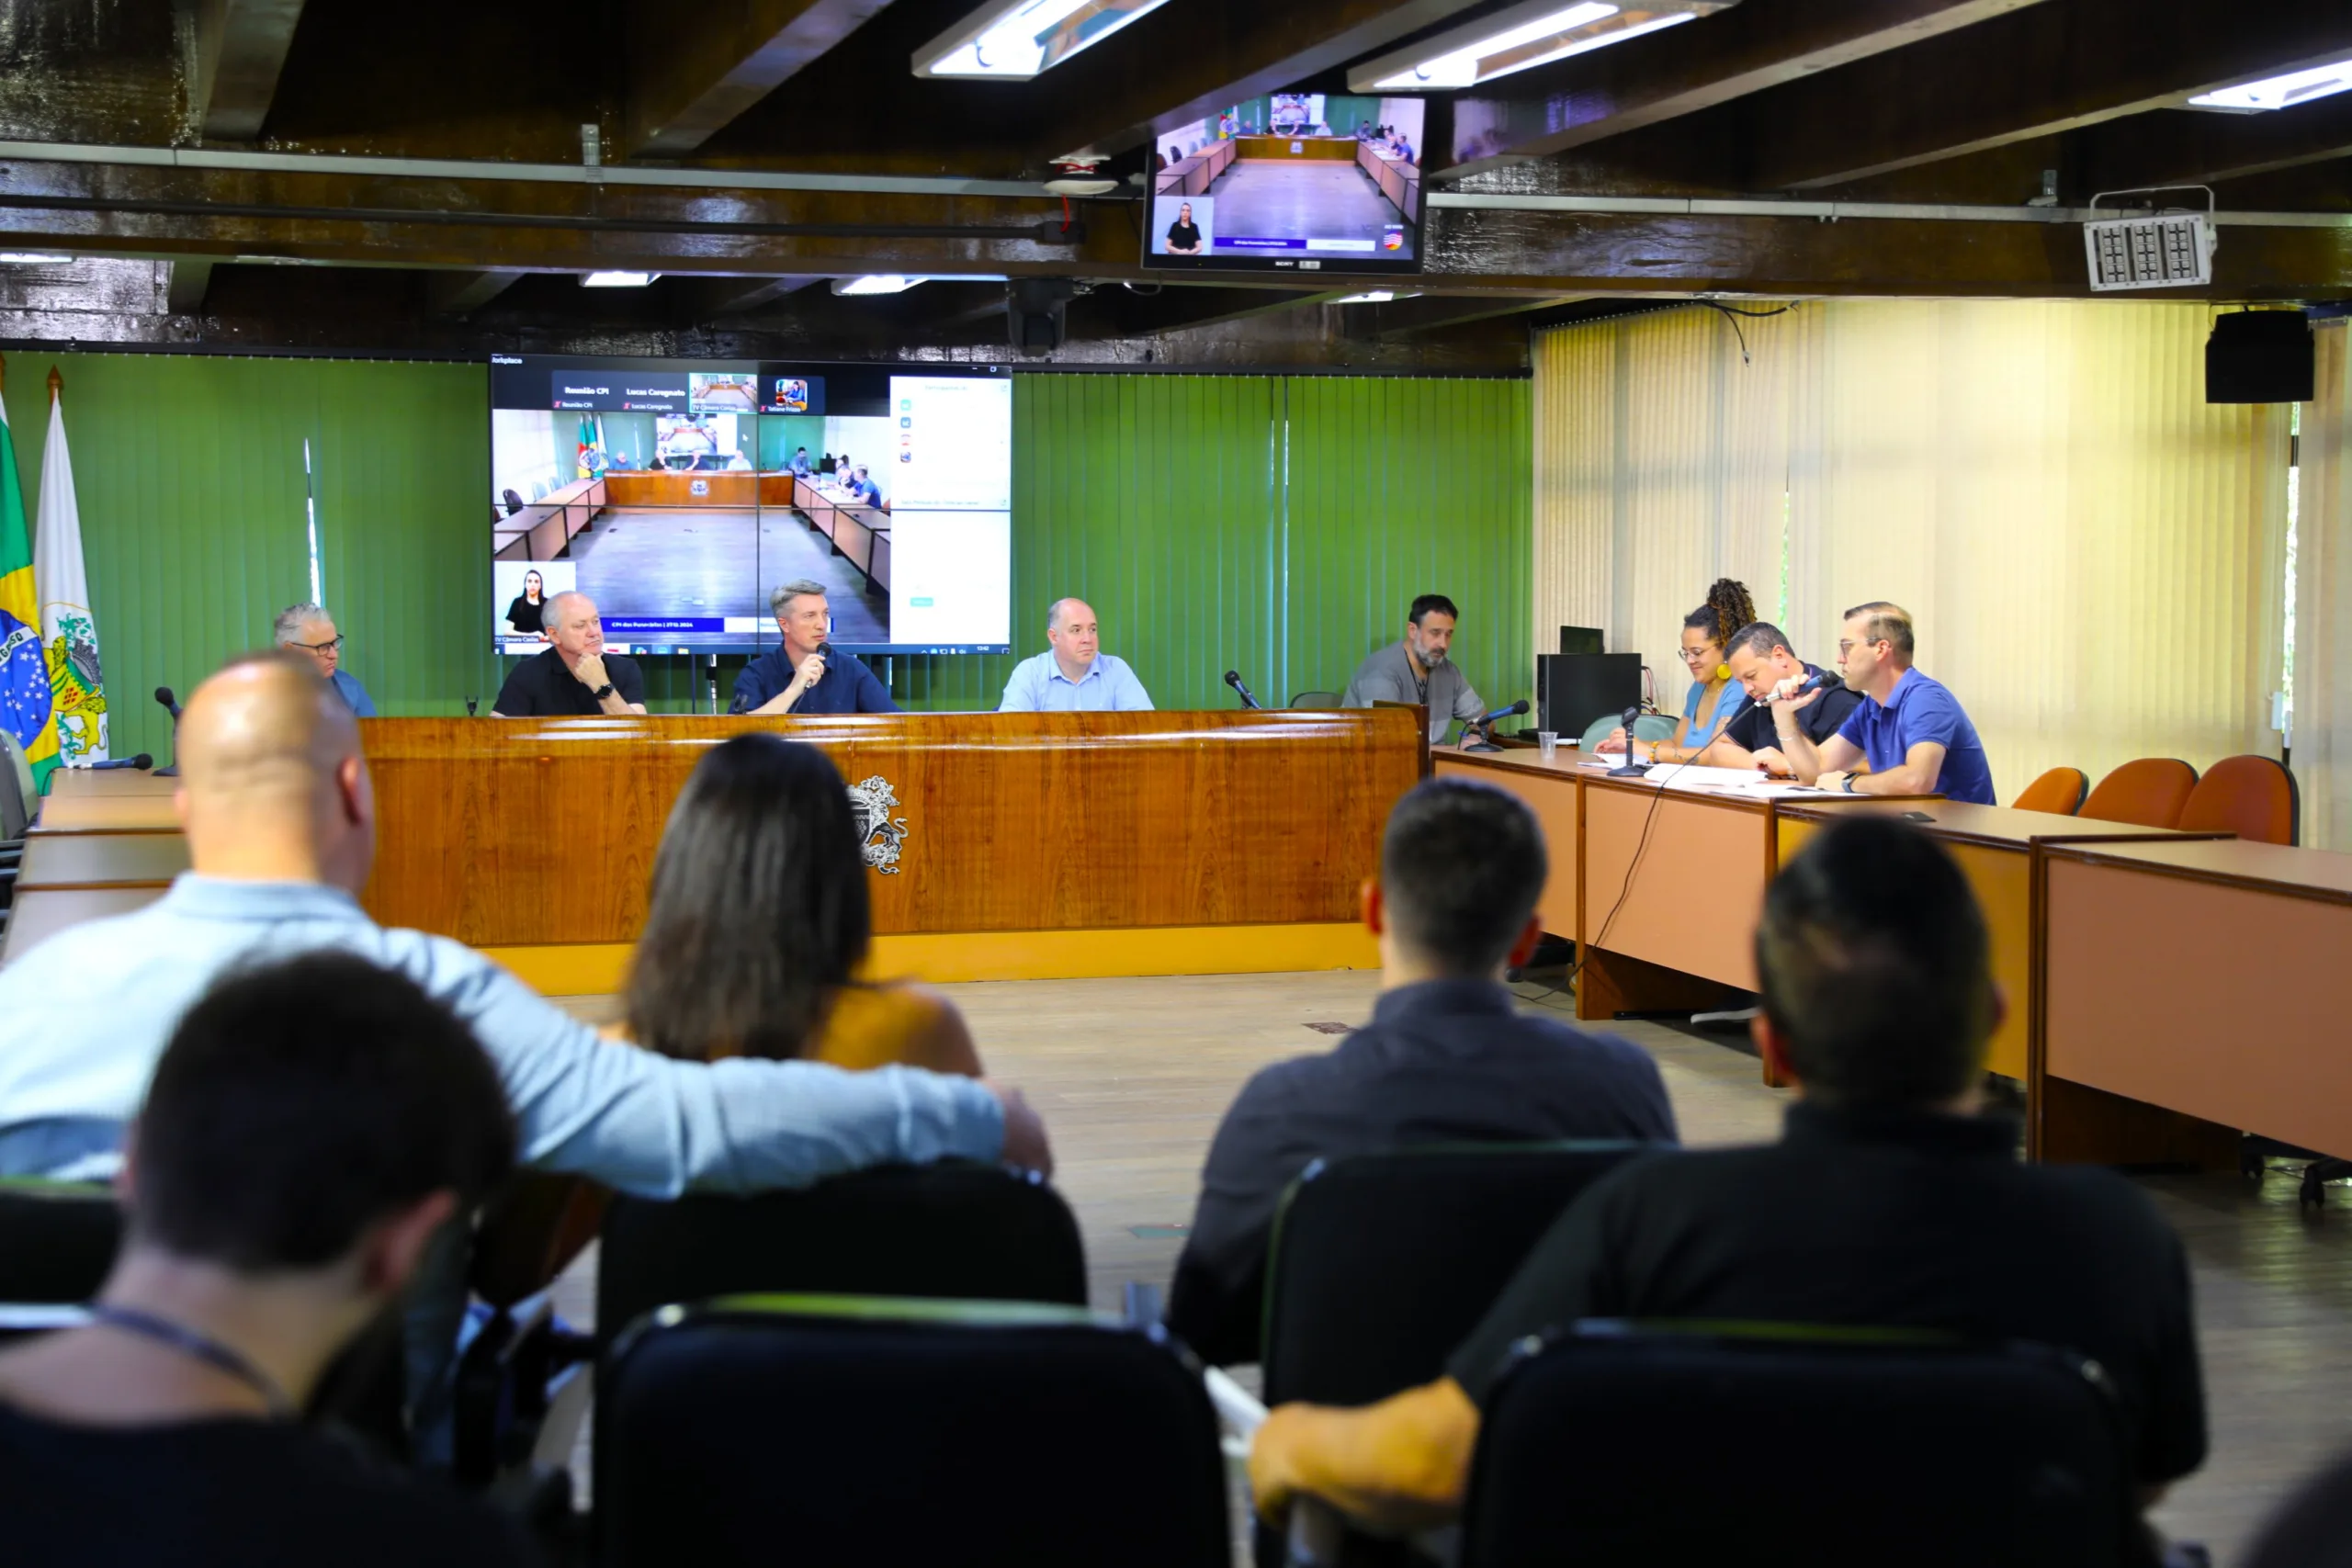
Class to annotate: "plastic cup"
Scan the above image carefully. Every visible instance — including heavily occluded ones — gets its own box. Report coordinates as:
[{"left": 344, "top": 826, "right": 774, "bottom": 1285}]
[{"left": 1536, "top": 730, "right": 1559, "bottom": 758}]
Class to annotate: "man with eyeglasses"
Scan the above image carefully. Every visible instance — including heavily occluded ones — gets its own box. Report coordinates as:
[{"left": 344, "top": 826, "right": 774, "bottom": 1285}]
[
  {"left": 1772, "top": 601, "right": 1996, "bottom": 805},
  {"left": 273, "top": 603, "right": 376, "bottom": 717}
]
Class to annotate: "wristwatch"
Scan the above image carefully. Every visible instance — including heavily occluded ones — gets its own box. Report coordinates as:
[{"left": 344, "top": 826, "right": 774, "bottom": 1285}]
[
  {"left": 592, "top": 682, "right": 616, "bottom": 701},
  {"left": 1840, "top": 773, "right": 1858, "bottom": 793}
]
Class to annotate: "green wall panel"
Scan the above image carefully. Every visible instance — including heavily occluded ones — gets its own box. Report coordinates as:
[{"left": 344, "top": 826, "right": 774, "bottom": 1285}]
[{"left": 2, "top": 355, "right": 1530, "bottom": 762}]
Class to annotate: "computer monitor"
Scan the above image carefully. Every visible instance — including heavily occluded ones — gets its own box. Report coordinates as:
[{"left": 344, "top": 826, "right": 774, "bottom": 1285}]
[{"left": 1558, "top": 626, "right": 1605, "bottom": 656}]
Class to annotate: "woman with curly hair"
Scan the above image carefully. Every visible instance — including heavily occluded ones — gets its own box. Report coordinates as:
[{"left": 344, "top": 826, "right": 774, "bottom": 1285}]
[{"left": 1598, "top": 578, "right": 1758, "bottom": 767}]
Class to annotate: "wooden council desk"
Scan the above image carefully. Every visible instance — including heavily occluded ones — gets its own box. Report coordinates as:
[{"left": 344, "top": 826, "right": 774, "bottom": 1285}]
[
  {"left": 1778, "top": 800, "right": 2220, "bottom": 1085},
  {"left": 362, "top": 709, "right": 1421, "bottom": 994},
  {"left": 2040, "top": 838, "right": 2352, "bottom": 1168}
]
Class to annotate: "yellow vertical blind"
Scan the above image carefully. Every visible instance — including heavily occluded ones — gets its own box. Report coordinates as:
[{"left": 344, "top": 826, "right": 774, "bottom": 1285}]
[{"left": 2296, "top": 324, "right": 2351, "bottom": 850}]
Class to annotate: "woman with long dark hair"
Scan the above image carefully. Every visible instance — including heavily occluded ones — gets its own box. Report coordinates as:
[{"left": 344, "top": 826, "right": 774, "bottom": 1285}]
[
  {"left": 504, "top": 570, "right": 548, "bottom": 637},
  {"left": 625, "top": 734, "right": 982, "bottom": 1074}
]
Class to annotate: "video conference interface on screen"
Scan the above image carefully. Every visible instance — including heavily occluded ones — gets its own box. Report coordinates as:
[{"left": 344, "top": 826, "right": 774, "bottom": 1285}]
[
  {"left": 488, "top": 355, "right": 1012, "bottom": 657},
  {"left": 1148, "top": 93, "right": 1425, "bottom": 272}
]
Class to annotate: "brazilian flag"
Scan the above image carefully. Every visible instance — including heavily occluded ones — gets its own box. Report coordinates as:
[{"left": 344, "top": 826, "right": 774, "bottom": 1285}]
[{"left": 0, "top": 396, "right": 58, "bottom": 790}]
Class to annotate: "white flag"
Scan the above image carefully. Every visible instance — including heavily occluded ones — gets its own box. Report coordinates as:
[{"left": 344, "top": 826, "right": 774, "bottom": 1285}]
[{"left": 33, "top": 388, "right": 105, "bottom": 765}]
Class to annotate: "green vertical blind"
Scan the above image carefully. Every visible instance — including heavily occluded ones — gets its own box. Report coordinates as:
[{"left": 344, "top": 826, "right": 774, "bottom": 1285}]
[
  {"left": 0, "top": 354, "right": 495, "bottom": 764},
  {"left": 0, "top": 356, "right": 1530, "bottom": 754}
]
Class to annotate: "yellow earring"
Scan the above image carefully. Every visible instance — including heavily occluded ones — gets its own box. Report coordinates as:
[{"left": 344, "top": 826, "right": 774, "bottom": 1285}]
[{"left": 1716, "top": 663, "right": 1732, "bottom": 682}]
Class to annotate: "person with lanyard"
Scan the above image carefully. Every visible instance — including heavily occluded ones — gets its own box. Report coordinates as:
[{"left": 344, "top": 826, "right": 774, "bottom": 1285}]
[
  {"left": 1594, "top": 579, "right": 1757, "bottom": 767},
  {"left": 0, "top": 951, "right": 532, "bottom": 1566},
  {"left": 1342, "top": 592, "right": 1490, "bottom": 745}
]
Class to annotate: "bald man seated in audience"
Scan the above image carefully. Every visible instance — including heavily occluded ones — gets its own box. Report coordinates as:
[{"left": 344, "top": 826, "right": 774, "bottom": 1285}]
[
  {"left": 1163, "top": 777, "right": 1676, "bottom": 1367},
  {"left": 1250, "top": 818, "right": 2203, "bottom": 1549},
  {"left": 0, "top": 653, "right": 1049, "bottom": 1189},
  {"left": 0, "top": 953, "right": 530, "bottom": 1567}
]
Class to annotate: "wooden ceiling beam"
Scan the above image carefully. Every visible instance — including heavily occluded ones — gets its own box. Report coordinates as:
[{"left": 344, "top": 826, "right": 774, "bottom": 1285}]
[
  {"left": 190, "top": 0, "right": 311, "bottom": 141},
  {"left": 1443, "top": 0, "right": 2049, "bottom": 180},
  {"left": 622, "top": 0, "right": 900, "bottom": 158},
  {"left": 1577, "top": 0, "right": 2352, "bottom": 192},
  {"left": 2074, "top": 100, "right": 2352, "bottom": 195},
  {"left": 1029, "top": 0, "right": 1489, "bottom": 159},
  {"left": 1351, "top": 291, "right": 1587, "bottom": 337}
]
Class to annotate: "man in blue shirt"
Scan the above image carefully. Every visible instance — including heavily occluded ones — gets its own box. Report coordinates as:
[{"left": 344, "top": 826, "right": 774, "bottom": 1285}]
[
  {"left": 731, "top": 579, "right": 898, "bottom": 716},
  {"left": 790, "top": 446, "right": 812, "bottom": 477},
  {"left": 850, "top": 466, "right": 883, "bottom": 506},
  {"left": 274, "top": 603, "right": 375, "bottom": 717},
  {"left": 998, "top": 597, "right": 1155, "bottom": 712},
  {"left": 1772, "top": 601, "right": 1996, "bottom": 805}
]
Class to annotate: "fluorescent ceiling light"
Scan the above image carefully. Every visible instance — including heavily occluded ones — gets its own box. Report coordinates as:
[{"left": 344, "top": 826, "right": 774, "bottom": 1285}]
[
  {"left": 1334, "top": 290, "right": 1397, "bottom": 304},
  {"left": 0, "top": 252, "right": 72, "bottom": 265},
  {"left": 832, "top": 276, "right": 925, "bottom": 296},
  {"left": 915, "top": 0, "right": 1172, "bottom": 80},
  {"left": 2188, "top": 57, "right": 2352, "bottom": 113},
  {"left": 1349, "top": 1, "right": 1732, "bottom": 94},
  {"left": 581, "top": 271, "right": 656, "bottom": 288}
]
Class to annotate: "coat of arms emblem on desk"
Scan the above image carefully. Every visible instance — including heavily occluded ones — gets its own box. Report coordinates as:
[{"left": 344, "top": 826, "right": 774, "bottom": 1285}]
[{"left": 848, "top": 776, "right": 909, "bottom": 874}]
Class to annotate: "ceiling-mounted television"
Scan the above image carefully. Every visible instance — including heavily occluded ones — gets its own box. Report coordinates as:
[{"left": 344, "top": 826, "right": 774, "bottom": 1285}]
[{"left": 1144, "top": 93, "right": 1426, "bottom": 275}]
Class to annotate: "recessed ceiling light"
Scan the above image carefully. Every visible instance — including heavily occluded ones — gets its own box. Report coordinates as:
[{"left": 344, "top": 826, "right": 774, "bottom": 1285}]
[
  {"left": 2188, "top": 57, "right": 2352, "bottom": 113},
  {"left": 915, "top": 0, "right": 1174, "bottom": 80},
  {"left": 1334, "top": 290, "right": 1397, "bottom": 304},
  {"left": 0, "top": 252, "right": 71, "bottom": 265},
  {"left": 833, "top": 276, "right": 925, "bottom": 295},
  {"left": 582, "top": 271, "right": 657, "bottom": 288},
  {"left": 1348, "top": 1, "right": 1733, "bottom": 94}
]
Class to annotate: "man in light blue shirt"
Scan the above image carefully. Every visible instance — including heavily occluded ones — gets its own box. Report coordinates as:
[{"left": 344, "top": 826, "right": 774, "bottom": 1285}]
[
  {"left": 998, "top": 597, "right": 1155, "bottom": 713},
  {"left": 0, "top": 655, "right": 1051, "bottom": 1190},
  {"left": 275, "top": 603, "right": 376, "bottom": 717}
]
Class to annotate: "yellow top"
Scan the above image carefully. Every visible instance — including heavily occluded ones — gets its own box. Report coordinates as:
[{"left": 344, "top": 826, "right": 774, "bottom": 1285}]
[{"left": 805, "top": 981, "right": 985, "bottom": 1078}]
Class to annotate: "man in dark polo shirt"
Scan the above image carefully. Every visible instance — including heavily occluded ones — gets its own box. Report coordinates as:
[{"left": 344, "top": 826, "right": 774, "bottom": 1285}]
[
  {"left": 1705, "top": 618, "right": 1861, "bottom": 773},
  {"left": 1164, "top": 777, "right": 1676, "bottom": 1367},
  {"left": 730, "top": 579, "right": 897, "bottom": 716},
  {"left": 1250, "top": 816, "right": 2204, "bottom": 1539},
  {"left": 490, "top": 591, "right": 647, "bottom": 716}
]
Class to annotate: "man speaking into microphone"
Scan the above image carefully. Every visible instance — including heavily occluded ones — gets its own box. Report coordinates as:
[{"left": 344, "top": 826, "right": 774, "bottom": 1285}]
[
  {"left": 1343, "top": 593, "right": 1490, "bottom": 746},
  {"left": 1707, "top": 620, "right": 1862, "bottom": 773},
  {"left": 732, "top": 580, "right": 897, "bottom": 716}
]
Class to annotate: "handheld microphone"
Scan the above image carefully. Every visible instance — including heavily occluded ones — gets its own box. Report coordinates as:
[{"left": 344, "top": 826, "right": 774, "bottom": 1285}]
[
  {"left": 1224, "top": 670, "right": 1261, "bottom": 710},
  {"left": 153, "top": 685, "right": 181, "bottom": 720},
  {"left": 86, "top": 753, "right": 153, "bottom": 773}
]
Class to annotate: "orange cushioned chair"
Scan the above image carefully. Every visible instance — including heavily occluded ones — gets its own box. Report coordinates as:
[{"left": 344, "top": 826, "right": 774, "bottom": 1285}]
[
  {"left": 2177, "top": 753, "right": 2301, "bottom": 845},
  {"left": 2077, "top": 758, "right": 2199, "bottom": 829},
  {"left": 2012, "top": 766, "right": 2089, "bottom": 816}
]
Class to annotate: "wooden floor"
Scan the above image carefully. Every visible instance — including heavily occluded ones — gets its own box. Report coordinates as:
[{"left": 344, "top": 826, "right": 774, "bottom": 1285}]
[
  {"left": 551, "top": 970, "right": 2352, "bottom": 1563},
  {"left": 566, "top": 507, "right": 888, "bottom": 639}
]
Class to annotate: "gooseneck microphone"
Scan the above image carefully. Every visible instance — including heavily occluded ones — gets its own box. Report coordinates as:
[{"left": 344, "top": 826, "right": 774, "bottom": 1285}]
[
  {"left": 1477, "top": 699, "right": 1531, "bottom": 725},
  {"left": 1224, "top": 670, "right": 1261, "bottom": 710},
  {"left": 86, "top": 753, "right": 153, "bottom": 772},
  {"left": 154, "top": 686, "right": 184, "bottom": 777},
  {"left": 154, "top": 686, "right": 181, "bottom": 720}
]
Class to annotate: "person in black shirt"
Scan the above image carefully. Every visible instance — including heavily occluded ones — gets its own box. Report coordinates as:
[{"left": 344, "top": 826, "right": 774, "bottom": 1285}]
[
  {"left": 503, "top": 569, "right": 548, "bottom": 638},
  {"left": 0, "top": 953, "right": 531, "bottom": 1568},
  {"left": 1711, "top": 618, "right": 1862, "bottom": 773},
  {"left": 492, "top": 591, "right": 646, "bottom": 716},
  {"left": 1164, "top": 777, "right": 1675, "bottom": 1367},
  {"left": 1164, "top": 201, "right": 1204, "bottom": 255},
  {"left": 1250, "top": 817, "right": 2205, "bottom": 1542}
]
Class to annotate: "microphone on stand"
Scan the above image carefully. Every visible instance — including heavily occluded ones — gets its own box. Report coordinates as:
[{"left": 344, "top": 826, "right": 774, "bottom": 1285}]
[
  {"left": 1606, "top": 704, "right": 1652, "bottom": 778},
  {"left": 153, "top": 686, "right": 183, "bottom": 778},
  {"left": 1460, "top": 698, "right": 1529, "bottom": 754},
  {"left": 1224, "top": 670, "right": 1261, "bottom": 710},
  {"left": 85, "top": 753, "right": 153, "bottom": 773}
]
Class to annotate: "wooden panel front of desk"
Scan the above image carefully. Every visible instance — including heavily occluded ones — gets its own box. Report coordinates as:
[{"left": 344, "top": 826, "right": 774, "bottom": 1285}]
[
  {"left": 1237, "top": 136, "right": 1357, "bottom": 160},
  {"left": 1776, "top": 801, "right": 2217, "bottom": 1085},
  {"left": 1432, "top": 750, "right": 1580, "bottom": 937},
  {"left": 2041, "top": 839, "right": 2352, "bottom": 1166},
  {"left": 359, "top": 710, "right": 1422, "bottom": 989},
  {"left": 1577, "top": 777, "right": 1769, "bottom": 1019},
  {"left": 604, "top": 471, "right": 757, "bottom": 508}
]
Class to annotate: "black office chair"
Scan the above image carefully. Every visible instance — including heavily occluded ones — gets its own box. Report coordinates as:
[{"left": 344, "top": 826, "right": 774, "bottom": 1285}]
[
  {"left": 502, "top": 488, "right": 526, "bottom": 517},
  {"left": 596, "top": 1160, "right": 1088, "bottom": 1348},
  {"left": 0, "top": 1178, "right": 121, "bottom": 1302},
  {"left": 1459, "top": 1323, "right": 2141, "bottom": 1568},
  {"left": 1256, "top": 1144, "right": 1644, "bottom": 1568},
  {"left": 1290, "top": 690, "right": 1345, "bottom": 709},
  {"left": 595, "top": 1296, "right": 1230, "bottom": 1567}
]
